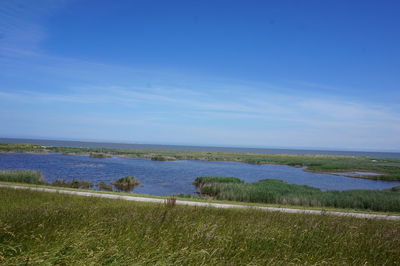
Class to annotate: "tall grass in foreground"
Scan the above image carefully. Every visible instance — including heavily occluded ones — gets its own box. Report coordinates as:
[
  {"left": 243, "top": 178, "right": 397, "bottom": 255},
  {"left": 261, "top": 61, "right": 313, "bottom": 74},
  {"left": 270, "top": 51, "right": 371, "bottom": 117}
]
[
  {"left": 0, "top": 170, "right": 43, "bottom": 184},
  {"left": 195, "top": 177, "right": 400, "bottom": 212},
  {"left": 0, "top": 187, "right": 399, "bottom": 265}
]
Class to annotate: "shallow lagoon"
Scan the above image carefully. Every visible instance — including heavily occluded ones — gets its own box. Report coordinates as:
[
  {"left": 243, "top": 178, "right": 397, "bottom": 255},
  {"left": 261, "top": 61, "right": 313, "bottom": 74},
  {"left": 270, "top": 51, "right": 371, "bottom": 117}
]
[{"left": 1, "top": 153, "right": 400, "bottom": 196}]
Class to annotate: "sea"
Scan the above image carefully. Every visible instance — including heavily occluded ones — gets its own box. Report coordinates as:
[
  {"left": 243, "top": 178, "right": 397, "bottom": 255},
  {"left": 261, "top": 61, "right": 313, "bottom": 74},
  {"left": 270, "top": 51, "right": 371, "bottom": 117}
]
[{"left": 1, "top": 138, "right": 400, "bottom": 158}]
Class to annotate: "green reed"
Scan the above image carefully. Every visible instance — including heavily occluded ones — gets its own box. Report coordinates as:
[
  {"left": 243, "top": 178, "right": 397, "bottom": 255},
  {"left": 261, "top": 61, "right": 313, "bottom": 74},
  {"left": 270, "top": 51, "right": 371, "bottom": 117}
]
[{"left": 195, "top": 177, "right": 400, "bottom": 212}]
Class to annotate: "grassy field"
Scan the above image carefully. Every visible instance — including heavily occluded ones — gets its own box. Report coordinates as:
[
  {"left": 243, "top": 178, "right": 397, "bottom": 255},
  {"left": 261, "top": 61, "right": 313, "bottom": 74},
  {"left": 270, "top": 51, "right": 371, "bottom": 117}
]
[
  {"left": 1, "top": 143, "right": 400, "bottom": 181},
  {"left": 0, "top": 187, "right": 399, "bottom": 265},
  {"left": 194, "top": 177, "right": 400, "bottom": 212}
]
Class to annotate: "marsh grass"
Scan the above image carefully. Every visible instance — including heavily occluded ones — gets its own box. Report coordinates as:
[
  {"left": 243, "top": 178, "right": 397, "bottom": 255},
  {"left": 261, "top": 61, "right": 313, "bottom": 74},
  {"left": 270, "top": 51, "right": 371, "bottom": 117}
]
[
  {"left": 98, "top": 182, "right": 113, "bottom": 191},
  {"left": 0, "top": 143, "right": 44, "bottom": 153},
  {"left": 195, "top": 177, "right": 400, "bottom": 212},
  {"left": 0, "top": 187, "right": 399, "bottom": 265},
  {"left": 70, "top": 180, "right": 93, "bottom": 189},
  {"left": 89, "top": 152, "right": 111, "bottom": 158},
  {"left": 193, "top": 176, "right": 244, "bottom": 187},
  {"left": 112, "top": 176, "right": 140, "bottom": 191},
  {"left": 0, "top": 170, "right": 43, "bottom": 184},
  {"left": 51, "top": 179, "right": 93, "bottom": 189}
]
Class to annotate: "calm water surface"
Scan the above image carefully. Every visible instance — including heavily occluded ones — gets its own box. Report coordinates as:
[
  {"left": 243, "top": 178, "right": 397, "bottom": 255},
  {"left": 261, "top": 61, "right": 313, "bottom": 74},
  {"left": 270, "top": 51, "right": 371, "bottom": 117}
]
[{"left": 1, "top": 153, "right": 399, "bottom": 196}]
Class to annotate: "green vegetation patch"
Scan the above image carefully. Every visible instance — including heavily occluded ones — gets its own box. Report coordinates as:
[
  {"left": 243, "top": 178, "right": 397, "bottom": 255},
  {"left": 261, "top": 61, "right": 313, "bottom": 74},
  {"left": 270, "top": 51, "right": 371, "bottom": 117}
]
[
  {"left": 98, "top": 181, "right": 113, "bottom": 191},
  {"left": 0, "top": 187, "right": 399, "bottom": 265},
  {"left": 89, "top": 152, "right": 112, "bottom": 158},
  {"left": 112, "top": 176, "right": 140, "bottom": 191},
  {"left": 193, "top": 176, "right": 244, "bottom": 187},
  {"left": 51, "top": 179, "right": 93, "bottom": 189},
  {"left": 0, "top": 170, "right": 44, "bottom": 184},
  {"left": 194, "top": 177, "right": 400, "bottom": 212},
  {"left": 0, "top": 143, "right": 44, "bottom": 153}
]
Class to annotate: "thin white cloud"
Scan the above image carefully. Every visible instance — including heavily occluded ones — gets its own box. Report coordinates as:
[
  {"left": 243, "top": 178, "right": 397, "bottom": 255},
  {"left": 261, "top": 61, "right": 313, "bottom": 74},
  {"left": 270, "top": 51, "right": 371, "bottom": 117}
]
[
  {"left": 298, "top": 99, "right": 400, "bottom": 124},
  {"left": 2, "top": 84, "right": 399, "bottom": 129},
  {"left": 0, "top": 0, "right": 69, "bottom": 53}
]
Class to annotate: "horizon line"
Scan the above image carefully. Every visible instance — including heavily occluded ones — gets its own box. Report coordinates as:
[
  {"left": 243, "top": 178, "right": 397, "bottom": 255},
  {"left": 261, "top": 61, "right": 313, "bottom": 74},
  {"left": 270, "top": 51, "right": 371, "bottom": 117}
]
[{"left": 1, "top": 137, "right": 400, "bottom": 154}]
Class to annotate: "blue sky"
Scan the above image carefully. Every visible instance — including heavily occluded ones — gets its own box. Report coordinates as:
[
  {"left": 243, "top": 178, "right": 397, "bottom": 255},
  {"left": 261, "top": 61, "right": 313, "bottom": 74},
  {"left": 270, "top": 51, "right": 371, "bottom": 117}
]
[{"left": 1, "top": 0, "right": 400, "bottom": 151}]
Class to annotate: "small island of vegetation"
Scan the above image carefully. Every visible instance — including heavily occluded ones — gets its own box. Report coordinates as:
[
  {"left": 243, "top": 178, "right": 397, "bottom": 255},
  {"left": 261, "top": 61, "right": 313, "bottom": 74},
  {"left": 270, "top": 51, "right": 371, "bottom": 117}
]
[{"left": 111, "top": 176, "right": 140, "bottom": 191}]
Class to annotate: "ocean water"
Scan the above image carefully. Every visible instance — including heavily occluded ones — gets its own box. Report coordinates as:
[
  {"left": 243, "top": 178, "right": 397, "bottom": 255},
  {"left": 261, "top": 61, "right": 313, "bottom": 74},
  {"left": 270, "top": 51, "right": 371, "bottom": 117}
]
[
  {"left": 1, "top": 153, "right": 399, "bottom": 196},
  {"left": 1, "top": 138, "right": 400, "bottom": 158}
]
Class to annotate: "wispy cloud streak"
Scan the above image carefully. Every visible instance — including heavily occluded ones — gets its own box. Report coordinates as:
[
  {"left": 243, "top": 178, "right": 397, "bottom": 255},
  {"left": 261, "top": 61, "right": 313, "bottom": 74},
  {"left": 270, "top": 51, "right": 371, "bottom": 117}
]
[{"left": 0, "top": 0, "right": 68, "bottom": 53}]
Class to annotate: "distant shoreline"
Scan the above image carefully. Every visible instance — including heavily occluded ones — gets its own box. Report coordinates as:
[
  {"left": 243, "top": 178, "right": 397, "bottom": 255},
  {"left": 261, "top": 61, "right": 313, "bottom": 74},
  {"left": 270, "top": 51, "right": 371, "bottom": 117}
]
[{"left": 1, "top": 138, "right": 400, "bottom": 159}]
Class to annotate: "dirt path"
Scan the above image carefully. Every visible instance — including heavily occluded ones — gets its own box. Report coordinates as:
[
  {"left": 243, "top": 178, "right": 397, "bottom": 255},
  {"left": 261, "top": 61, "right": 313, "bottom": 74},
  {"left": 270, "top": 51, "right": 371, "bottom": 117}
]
[{"left": 1, "top": 184, "right": 399, "bottom": 220}]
